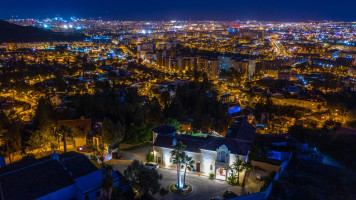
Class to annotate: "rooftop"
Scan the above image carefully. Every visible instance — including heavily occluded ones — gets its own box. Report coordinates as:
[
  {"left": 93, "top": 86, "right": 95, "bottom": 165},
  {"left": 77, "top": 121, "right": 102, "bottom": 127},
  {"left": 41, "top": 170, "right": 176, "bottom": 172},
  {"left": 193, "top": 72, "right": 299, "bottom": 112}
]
[
  {"left": 0, "top": 159, "right": 74, "bottom": 200},
  {"left": 154, "top": 118, "right": 255, "bottom": 156},
  {"left": 0, "top": 152, "right": 99, "bottom": 200},
  {"left": 75, "top": 168, "right": 119, "bottom": 194}
]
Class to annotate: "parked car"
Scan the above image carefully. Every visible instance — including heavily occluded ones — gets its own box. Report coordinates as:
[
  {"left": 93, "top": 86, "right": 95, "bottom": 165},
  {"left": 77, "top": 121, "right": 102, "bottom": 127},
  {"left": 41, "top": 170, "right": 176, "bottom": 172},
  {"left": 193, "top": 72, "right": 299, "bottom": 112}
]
[
  {"left": 145, "top": 162, "right": 159, "bottom": 169},
  {"left": 223, "top": 190, "right": 237, "bottom": 199},
  {"left": 77, "top": 146, "right": 88, "bottom": 152}
]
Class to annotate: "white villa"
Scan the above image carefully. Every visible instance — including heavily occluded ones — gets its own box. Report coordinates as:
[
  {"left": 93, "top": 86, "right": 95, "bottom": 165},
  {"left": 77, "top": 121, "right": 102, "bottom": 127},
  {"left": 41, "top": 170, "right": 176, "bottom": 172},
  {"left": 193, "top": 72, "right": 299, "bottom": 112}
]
[{"left": 152, "top": 118, "right": 255, "bottom": 181}]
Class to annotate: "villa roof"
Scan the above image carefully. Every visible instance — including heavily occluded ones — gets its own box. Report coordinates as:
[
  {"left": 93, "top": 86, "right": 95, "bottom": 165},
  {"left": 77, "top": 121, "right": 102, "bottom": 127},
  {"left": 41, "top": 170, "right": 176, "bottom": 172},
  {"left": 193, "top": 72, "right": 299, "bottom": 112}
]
[
  {"left": 200, "top": 137, "right": 252, "bottom": 155},
  {"left": 0, "top": 152, "right": 98, "bottom": 200},
  {"left": 154, "top": 135, "right": 252, "bottom": 156},
  {"left": 153, "top": 135, "right": 207, "bottom": 153},
  {"left": 0, "top": 159, "right": 74, "bottom": 200},
  {"left": 154, "top": 118, "right": 255, "bottom": 156},
  {"left": 225, "top": 118, "right": 256, "bottom": 141},
  {"left": 62, "top": 154, "right": 99, "bottom": 178}
]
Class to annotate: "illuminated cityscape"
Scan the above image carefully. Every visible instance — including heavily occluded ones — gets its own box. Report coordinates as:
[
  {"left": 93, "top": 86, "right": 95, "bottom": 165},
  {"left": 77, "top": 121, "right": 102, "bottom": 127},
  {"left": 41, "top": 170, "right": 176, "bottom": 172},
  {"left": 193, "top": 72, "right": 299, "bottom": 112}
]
[{"left": 0, "top": 1, "right": 356, "bottom": 200}]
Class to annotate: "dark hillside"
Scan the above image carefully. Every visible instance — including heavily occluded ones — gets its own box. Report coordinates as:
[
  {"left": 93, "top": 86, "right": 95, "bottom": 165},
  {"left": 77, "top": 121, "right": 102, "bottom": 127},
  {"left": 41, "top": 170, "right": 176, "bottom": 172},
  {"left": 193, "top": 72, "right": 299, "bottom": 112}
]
[{"left": 0, "top": 20, "right": 85, "bottom": 43}]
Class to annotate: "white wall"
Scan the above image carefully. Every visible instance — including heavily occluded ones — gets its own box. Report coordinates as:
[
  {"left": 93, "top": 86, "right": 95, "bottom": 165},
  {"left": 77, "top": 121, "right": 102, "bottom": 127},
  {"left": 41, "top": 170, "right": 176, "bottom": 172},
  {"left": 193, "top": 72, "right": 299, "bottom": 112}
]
[
  {"left": 200, "top": 149, "right": 217, "bottom": 175},
  {"left": 154, "top": 147, "right": 201, "bottom": 170},
  {"left": 153, "top": 146, "right": 173, "bottom": 166},
  {"left": 154, "top": 146, "right": 247, "bottom": 178},
  {"left": 185, "top": 151, "right": 201, "bottom": 171}
]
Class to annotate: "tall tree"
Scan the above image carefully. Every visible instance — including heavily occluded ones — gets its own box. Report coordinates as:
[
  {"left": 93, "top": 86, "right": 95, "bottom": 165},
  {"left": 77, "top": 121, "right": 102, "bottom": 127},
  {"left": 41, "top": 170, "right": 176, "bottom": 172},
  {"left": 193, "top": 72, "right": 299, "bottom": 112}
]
[
  {"left": 28, "top": 122, "right": 55, "bottom": 154},
  {"left": 171, "top": 141, "right": 187, "bottom": 189},
  {"left": 164, "top": 99, "right": 187, "bottom": 121},
  {"left": 58, "top": 125, "right": 73, "bottom": 153},
  {"left": 125, "top": 123, "right": 155, "bottom": 145},
  {"left": 33, "top": 97, "right": 56, "bottom": 128},
  {"left": 124, "top": 160, "right": 162, "bottom": 197},
  {"left": 147, "top": 97, "right": 164, "bottom": 123},
  {"left": 228, "top": 156, "right": 244, "bottom": 185},
  {"left": 101, "top": 118, "right": 120, "bottom": 146},
  {"left": 0, "top": 114, "right": 23, "bottom": 163},
  {"left": 166, "top": 118, "right": 181, "bottom": 133},
  {"left": 241, "top": 161, "right": 255, "bottom": 186}
]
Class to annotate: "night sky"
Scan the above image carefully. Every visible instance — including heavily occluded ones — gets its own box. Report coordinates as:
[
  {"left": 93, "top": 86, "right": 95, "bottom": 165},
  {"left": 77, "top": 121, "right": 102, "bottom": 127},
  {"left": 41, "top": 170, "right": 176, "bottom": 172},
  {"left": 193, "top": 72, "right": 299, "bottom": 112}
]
[{"left": 0, "top": 0, "right": 355, "bottom": 21}]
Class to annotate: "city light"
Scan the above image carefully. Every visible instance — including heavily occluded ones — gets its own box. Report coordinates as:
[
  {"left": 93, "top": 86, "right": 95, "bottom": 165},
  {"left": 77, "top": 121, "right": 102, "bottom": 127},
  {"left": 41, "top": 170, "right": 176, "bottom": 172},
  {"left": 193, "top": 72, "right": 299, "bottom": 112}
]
[{"left": 0, "top": 4, "right": 355, "bottom": 200}]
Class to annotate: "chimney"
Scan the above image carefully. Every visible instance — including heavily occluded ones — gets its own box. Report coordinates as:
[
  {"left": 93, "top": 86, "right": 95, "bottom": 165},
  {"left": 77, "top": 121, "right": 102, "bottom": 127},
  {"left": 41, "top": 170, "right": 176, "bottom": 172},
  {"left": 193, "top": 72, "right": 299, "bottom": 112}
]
[{"left": 173, "top": 137, "right": 177, "bottom": 146}]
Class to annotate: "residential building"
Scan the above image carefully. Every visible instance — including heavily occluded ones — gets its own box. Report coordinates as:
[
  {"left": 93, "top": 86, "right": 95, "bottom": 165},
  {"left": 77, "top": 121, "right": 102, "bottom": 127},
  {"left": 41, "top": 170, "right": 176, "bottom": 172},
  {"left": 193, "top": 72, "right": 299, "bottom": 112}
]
[
  {"left": 153, "top": 118, "right": 255, "bottom": 181},
  {"left": 198, "top": 57, "right": 220, "bottom": 79},
  {"left": 230, "top": 58, "right": 256, "bottom": 78},
  {"left": 0, "top": 152, "right": 122, "bottom": 200},
  {"left": 57, "top": 117, "right": 92, "bottom": 148}
]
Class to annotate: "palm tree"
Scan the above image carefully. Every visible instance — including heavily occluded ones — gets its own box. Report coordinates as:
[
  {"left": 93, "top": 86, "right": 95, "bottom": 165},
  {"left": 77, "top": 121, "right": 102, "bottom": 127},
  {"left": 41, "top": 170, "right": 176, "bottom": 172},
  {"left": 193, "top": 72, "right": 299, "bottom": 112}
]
[
  {"left": 241, "top": 161, "right": 255, "bottom": 186},
  {"left": 228, "top": 156, "right": 244, "bottom": 185},
  {"left": 58, "top": 125, "right": 73, "bottom": 153},
  {"left": 235, "top": 156, "right": 244, "bottom": 184},
  {"left": 171, "top": 141, "right": 187, "bottom": 189},
  {"left": 0, "top": 116, "right": 22, "bottom": 164},
  {"left": 183, "top": 156, "right": 195, "bottom": 187}
]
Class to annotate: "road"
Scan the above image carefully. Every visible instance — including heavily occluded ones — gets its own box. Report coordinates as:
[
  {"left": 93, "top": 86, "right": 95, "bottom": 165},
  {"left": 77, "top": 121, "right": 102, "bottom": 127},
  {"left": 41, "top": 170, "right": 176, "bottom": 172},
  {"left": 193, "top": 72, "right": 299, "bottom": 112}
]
[{"left": 269, "top": 36, "right": 291, "bottom": 57}]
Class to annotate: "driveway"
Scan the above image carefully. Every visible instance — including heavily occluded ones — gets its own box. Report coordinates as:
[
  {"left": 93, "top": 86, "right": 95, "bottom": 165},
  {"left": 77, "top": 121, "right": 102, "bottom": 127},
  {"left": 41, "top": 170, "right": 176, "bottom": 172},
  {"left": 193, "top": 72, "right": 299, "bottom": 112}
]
[
  {"left": 120, "top": 145, "right": 152, "bottom": 161},
  {"left": 154, "top": 168, "right": 239, "bottom": 200},
  {"left": 106, "top": 144, "right": 152, "bottom": 167}
]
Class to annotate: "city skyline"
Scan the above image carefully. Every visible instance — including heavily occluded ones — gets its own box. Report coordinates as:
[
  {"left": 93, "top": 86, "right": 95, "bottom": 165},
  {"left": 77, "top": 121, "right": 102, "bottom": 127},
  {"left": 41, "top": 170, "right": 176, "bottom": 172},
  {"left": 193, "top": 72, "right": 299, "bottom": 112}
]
[
  {"left": 1, "top": 0, "right": 356, "bottom": 21},
  {"left": 0, "top": 2, "right": 355, "bottom": 200}
]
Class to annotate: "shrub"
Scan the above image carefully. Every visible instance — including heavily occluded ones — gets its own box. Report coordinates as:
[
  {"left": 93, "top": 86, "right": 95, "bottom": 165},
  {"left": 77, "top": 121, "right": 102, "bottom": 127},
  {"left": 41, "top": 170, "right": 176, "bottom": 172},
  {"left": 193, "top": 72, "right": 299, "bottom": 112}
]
[
  {"left": 227, "top": 174, "right": 239, "bottom": 186},
  {"left": 147, "top": 150, "right": 154, "bottom": 162},
  {"left": 209, "top": 173, "right": 215, "bottom": 179}
]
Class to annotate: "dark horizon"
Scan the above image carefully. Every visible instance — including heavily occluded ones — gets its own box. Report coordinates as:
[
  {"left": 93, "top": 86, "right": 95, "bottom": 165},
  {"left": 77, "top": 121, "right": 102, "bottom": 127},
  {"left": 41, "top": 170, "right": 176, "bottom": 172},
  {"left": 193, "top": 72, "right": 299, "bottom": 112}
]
[{"left": 1, "top": 0, "right": 355, "bottom": 22}]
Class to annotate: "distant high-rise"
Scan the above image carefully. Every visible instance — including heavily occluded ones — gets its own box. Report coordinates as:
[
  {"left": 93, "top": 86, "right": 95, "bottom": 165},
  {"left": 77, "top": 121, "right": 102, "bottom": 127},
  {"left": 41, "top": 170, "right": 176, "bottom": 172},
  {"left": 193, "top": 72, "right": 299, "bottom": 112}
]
[{"left": 230, "top": 58, "right": 256, "bottom": 78}]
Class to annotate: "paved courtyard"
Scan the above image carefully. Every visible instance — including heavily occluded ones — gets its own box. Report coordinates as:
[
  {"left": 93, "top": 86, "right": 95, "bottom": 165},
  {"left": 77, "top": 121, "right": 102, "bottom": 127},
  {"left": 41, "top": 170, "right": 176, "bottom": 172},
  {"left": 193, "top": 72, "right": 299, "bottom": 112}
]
[{"left": 106, "top": 144, "right": 264, "bottom": 200}]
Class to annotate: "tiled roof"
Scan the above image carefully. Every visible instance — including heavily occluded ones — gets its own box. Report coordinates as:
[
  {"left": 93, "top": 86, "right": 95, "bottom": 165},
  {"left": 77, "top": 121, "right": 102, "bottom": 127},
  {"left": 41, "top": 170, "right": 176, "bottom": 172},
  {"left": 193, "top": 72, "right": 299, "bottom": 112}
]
[
  {"left": 62, "top": 154, "right": 98, "bottom": 178},
  {"left": 226, "top": 118, "right": 256, "bottom": 141},
  {"left": 0, "top": 160, "right": 74, "bottom": 200},
  {"left": 153, "top": 118, "right": 255, "bottom": 156},
  {"left": 0, "top": 152, "right": 98, "bottom": 200},
  {"left": 154, "top": 135, "right": 252, "bottom": 156},
  {"left": 200, "top": 137, "right": 252, "bottom": 155},
  {"left": 153, "top": 135, "right": 207, "bottom": 153}
]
